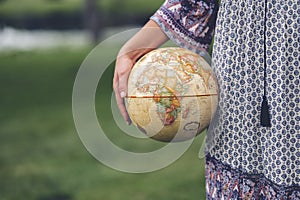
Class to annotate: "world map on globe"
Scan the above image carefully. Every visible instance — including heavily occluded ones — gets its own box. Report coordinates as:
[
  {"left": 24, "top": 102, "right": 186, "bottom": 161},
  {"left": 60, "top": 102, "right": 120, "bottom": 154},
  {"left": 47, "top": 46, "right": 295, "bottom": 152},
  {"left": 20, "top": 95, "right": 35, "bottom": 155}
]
[{"left": 126, "top": 47, "right": 218, "bottom": 142}]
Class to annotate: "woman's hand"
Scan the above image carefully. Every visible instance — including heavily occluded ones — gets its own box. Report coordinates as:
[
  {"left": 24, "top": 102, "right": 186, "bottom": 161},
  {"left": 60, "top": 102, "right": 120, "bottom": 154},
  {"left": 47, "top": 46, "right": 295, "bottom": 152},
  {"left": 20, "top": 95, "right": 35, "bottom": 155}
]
[
  {"left": 113, "top": 54, "right": 135, "bottom": 125},
  {"left": 113, "top": 20, "right": 169, "bottom": 125}
]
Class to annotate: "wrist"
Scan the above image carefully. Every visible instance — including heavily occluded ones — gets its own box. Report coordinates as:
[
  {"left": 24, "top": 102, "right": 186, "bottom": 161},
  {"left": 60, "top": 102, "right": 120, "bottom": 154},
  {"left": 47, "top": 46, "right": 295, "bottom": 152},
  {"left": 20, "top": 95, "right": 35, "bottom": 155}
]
[{"left": 118, "top": 20, "right": 169, "bottom": 62}]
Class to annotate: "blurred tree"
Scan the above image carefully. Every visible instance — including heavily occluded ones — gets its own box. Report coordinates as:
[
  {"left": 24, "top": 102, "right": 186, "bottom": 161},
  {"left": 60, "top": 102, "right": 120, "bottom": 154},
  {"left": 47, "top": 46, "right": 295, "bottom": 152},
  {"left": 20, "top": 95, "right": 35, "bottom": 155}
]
[{"left": 84, "top": 0, "right": 100, "bottom": 43}]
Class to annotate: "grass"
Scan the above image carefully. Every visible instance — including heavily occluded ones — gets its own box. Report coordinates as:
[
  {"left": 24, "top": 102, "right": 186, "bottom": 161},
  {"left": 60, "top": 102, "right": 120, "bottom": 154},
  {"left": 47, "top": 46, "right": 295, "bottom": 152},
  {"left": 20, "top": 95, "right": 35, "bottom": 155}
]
[
  {"left": 99, "top": 0, "right": 163, "bottom": 14},
  {"left": 0, "top": 0, "right": 83, "bottom": 18},
  {"left": 0, "top": 46, "right": 207, "bottom": 200},
  {"left": 0, "top": 0, "right": 164, "bottom": 18}
]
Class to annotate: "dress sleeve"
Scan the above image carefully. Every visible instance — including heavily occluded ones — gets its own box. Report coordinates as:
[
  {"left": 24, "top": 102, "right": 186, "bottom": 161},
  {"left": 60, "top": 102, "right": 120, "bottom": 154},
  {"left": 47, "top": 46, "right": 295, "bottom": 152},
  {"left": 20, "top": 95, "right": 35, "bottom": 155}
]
[{"left": 150, "top": 0, "right": 219, "bottom": 54}]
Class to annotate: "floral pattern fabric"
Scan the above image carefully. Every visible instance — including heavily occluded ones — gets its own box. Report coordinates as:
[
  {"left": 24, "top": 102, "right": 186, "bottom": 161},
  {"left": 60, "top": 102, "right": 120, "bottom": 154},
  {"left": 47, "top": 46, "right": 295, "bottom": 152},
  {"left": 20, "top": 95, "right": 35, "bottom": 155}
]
[
  {"left": 150, "top": 0, "right": 218, "bottom": 54},
  {"left": 206, "top": 155, "right": 300, "bottom": 200},
  {"left": 151, "top": 0, "right": 300, "bottom": 199}
]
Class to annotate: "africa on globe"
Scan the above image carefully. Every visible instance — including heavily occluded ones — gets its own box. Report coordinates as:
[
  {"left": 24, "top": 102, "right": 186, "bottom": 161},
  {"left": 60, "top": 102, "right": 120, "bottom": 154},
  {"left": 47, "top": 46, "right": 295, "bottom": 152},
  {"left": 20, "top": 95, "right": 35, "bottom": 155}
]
[{"left": 126, "top": 47, "right": 218, "bottom": 142}]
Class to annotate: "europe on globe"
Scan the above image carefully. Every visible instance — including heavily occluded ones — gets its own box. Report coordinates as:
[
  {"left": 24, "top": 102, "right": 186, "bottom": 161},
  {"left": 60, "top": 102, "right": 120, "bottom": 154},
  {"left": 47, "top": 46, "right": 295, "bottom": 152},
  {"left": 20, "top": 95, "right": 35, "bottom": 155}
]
[{"left": 126, "top": 47, "right": 218, "bottom": 142}]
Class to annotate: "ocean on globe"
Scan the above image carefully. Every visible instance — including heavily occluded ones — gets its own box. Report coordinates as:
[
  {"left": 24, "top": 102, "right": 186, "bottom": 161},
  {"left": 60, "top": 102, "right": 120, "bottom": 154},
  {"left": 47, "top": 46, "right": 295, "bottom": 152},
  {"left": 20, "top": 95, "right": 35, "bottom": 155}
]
[{"left": 126, "top": 47, "right": 218, "bottom": 142}]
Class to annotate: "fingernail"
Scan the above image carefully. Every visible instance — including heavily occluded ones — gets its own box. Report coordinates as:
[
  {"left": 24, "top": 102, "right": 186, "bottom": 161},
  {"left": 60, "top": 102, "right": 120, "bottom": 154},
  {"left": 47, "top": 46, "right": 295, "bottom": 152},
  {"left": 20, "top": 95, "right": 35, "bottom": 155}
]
[{"left": 120, "top": 91, "right": 126, "bottom": 98}]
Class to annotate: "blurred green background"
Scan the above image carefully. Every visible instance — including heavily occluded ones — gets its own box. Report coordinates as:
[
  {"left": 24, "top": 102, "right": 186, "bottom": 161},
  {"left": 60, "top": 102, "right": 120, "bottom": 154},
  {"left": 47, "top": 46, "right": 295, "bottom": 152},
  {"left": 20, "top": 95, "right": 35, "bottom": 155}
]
[{"left": 0, "top": 0, "right": 207, "bottom": 199}]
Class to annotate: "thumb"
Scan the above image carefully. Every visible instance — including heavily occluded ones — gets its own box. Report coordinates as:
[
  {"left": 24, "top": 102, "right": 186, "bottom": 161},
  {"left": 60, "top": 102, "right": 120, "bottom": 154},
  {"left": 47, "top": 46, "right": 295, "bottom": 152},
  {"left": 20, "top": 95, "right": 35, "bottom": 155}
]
[
  {"left": 116, "top": 57, "right": 134, "bottom": 97},
  {"left": 118, "top": 75, "right": 129, "bottom": 99},
  {"left": 113, "top": 56, "right": 134, "bottom": 125},
  {"left": 113, "top": 70, "right": 131, "bottom": 125}
]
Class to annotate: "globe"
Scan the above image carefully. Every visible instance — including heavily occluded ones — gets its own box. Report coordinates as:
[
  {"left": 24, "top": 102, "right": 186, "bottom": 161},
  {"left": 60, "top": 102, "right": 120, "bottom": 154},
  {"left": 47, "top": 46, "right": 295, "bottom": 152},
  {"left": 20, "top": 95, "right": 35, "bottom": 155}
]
[{"left": 126, "top": 47, "right": 218, "bottom": 142}]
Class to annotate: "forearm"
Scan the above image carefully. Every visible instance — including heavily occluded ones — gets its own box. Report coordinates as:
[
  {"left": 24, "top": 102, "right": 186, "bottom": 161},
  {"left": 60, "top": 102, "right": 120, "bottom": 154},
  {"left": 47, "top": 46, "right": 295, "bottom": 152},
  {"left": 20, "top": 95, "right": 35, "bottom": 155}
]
[{"left": 118, "top": 20, "right": 169, "bottom": 61}]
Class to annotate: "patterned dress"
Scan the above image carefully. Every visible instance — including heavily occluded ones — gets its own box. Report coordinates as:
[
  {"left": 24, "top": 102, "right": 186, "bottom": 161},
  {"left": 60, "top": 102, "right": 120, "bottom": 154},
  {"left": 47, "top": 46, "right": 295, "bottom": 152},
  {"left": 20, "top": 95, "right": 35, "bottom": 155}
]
[{"left": 151, "top": 0, "right": 300, "bottom": 199}]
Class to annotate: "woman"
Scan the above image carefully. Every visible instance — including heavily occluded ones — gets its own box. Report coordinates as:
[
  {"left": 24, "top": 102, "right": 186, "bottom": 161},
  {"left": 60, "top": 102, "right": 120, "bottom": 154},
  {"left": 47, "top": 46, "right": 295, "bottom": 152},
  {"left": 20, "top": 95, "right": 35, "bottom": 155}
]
[{"left": 113, "top": 0, "right": 300, "bottom": 199}]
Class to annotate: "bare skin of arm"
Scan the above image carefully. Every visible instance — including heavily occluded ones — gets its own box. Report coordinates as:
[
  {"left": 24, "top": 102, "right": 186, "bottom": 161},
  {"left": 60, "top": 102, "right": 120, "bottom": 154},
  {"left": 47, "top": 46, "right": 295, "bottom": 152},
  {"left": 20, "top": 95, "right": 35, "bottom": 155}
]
[{"left": 113, "top": 20, "right": 169, "bottom": 125}]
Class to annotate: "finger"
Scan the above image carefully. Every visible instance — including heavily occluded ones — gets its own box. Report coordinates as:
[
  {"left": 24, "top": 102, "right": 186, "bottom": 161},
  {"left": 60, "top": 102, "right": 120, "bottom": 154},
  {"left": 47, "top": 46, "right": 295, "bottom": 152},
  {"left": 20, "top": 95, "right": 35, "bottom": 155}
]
[
  {"left": 115, "top": 90, "right": 131, "bottom": 125},
  {"left": 116, "top": 57, "right": 133, "bottom": 98},
  {"left": 117, "top": 68, "right": 132, "bottom": 125},
  {"left": 113, "top": 72, "right": 131, "bottom": 125}
]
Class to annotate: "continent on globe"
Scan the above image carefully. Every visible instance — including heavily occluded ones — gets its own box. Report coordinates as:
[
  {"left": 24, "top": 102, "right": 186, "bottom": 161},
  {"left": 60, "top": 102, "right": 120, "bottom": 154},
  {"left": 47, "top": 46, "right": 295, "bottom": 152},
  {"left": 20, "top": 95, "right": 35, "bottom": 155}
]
[{"left": 126, "top": 47, "right": 218, "bottom": 142}]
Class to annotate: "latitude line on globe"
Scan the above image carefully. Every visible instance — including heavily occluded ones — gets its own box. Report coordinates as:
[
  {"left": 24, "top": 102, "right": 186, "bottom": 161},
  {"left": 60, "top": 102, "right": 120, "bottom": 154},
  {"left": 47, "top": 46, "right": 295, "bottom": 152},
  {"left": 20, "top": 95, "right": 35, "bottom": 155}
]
[{"left": 126, "top": 93, "right": 218, "bottom": 98}]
